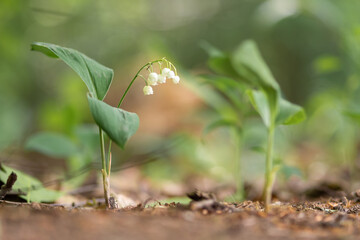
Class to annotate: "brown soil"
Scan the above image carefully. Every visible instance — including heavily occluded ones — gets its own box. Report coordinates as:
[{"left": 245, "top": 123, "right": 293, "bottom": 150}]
[{"left": 1, "top": 198, "right": 360, "bottom": 240}]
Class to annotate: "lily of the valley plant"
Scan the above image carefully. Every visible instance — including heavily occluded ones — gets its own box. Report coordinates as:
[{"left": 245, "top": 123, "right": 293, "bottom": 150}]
[
  {"left": 203, "top": 40, "right": 306, "bottom": 212},
  {"left": 32, "top": 42, "right": 179, "bottom": 208}
]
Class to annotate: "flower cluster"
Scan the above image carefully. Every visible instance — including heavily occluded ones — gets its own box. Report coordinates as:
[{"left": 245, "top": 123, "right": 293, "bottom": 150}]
[{"left": 143, "top": 60, "right": 180, "bottom": 95}]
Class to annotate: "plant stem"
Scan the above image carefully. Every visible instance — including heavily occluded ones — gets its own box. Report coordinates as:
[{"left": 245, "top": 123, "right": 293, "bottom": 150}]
[
  {"left": 233, "top": 128, "right": 244, "bottom": 201},
  {"left": 99, "top": 127, "right": 110, "bottom": 208},
  {"left": 264, "top": 125, "right": 275, "bottom": 212},
  {"left": 106, "top": 141, "right": 112, "bottom": 175}
]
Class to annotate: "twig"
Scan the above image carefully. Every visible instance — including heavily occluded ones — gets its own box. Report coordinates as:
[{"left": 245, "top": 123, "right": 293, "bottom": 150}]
[{"left": 0, "top": 172, "right": 17, "bottom": 199}]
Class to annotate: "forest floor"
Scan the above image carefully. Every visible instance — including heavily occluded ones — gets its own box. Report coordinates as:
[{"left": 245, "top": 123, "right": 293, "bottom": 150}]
[{"left": 1, "top": 196, "right": 360, "bottom": 240}]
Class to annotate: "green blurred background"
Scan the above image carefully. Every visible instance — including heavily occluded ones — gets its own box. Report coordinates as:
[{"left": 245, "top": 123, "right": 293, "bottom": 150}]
[{"left": 2, "top": 0, "right": 360, "bottom": 199}]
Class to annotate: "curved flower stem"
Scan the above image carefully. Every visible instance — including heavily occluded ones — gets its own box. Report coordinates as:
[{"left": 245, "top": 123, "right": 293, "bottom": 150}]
[
  {"left": 168, "top": 62, "right": 178, "bottom": 76},
  {"left": 117, "top": 59, "right": 164, "bottom": 108}
]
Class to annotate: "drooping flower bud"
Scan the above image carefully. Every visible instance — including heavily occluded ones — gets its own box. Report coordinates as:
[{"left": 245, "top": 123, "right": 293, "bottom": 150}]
[
  {"left": 148, "top": 72, "right": 158, "bottom": 86},
  {"left": 143, "top": 86, "right": 153, "bottom": 95}
]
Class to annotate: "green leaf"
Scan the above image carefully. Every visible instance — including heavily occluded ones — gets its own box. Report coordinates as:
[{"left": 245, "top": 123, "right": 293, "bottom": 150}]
[
  {"left": 200, "top": 75, "right": 247, "bottom": 112},
  {"left": 204, "top": 40, "right": 306, "bottom": 130},
  {"left": 231, "top": 40, "right": 280, "bottom": 92},
  {"left": 31, "top": 42, "right": 113, "bottom": 100},
  {"left": 208, "top": 56, "right": 239, "bottom": 78},
  {"left": 87, "top": 95, "right": 139, "bottom": 149},
  {"left": 247, "top": 89, "right": 271, "bottom": 128},
  {"left": 0, "top": 164, "right": 62, "bottom": 202},
  {"left": 25, "top": 132, "right": 78, "bottom": 158},
  {"left": 231, "top": 40, "right": 280, "bottom": 121},
  {"left": 25, "top": 188, "right": 63, "bottom": 203},
  {"left": 276, "top": 99, "right": 306, "bottom": 125},
  {"left": 200, "top": 41, "right": 239, "bottom": 77}
]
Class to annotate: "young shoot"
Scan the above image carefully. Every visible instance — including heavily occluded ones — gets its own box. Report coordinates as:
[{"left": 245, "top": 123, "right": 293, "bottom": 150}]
[{"left": 202, "top": 40, "right": 306, "bottom": 211}]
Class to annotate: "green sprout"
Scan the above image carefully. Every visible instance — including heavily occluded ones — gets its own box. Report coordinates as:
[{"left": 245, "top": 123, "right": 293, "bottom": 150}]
[
  {"left": 31, "top": 42, "right": 180, "bottom": 208},
  {"left": 203, "top": 40, "right": 306, "bottom": 211}
]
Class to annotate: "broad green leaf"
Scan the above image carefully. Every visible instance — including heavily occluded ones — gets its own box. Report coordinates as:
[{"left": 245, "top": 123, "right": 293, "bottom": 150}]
[
  {"left": 205, "top": 40, "right": 306, "bottom": 130},
  {"left": 247, "top": 89, "right": 271, "bottom": 128},
  {"left": 25, "top": 188, "right": 63, "bottom": 203},
  {"left": 231, "top": 40, "right": 280, "bottom": 119},
  {"left": 208, "top": 56, "right": 239, "bottom": 78},
  {"left": 25, "top": 132, "right": 78, "bottom": 158},
  {"left": 200, "top": 75, "right": 247, "bottom": 112},
  {"left": 276, "top": 99, "right": 306, "bottom": 125},
  {"left": 231, "top": 40, "right": 280, "bottom": 92},
  {"left": 0, "top": 164, "right": 62, "bottom": 202},
  {"left": 31, "top": 42, "right": 113, "bottom": 100},
  {"left": 87, "top": 95, "right": 139, "bottom": 149},
  {"left": 263, "top": 87, "right": 279, "bottom": 119},
  {"left": 200, "top": 42, "right": 239, "bottom": 77}
]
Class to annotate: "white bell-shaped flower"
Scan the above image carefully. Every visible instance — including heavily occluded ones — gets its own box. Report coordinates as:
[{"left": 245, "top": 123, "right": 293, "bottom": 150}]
[
  {"left": 172, "top": 75, "right": 180, "bottom": 84},
  {"left": 168, "top": 70, "right": 175, "bottom": 79},
  {"left": 158, "top": 74, "right": 166, "bottom": 84},
  {"left": 148, "top": 72, "right": 158, "bottom": 86},
  {"left": 143, "top": 85, "right": 153, "bottom": 95},
  {"left": 161, "top": 68, "right": 171, "bottom": 77}
]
